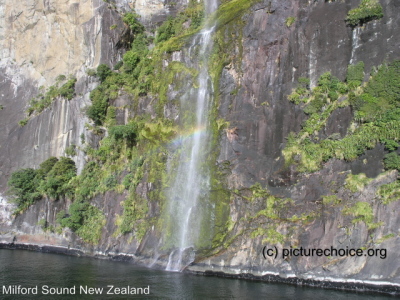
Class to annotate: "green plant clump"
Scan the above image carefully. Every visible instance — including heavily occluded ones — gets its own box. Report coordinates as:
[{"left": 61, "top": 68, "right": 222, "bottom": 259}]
[
  {"left": 346, "top": 61, "right": 365, "bottom": 88},
  {"left": 7, "top": 157, "right": 76, "bottom": 213},
  {"left": 65, "top": 144, "right": 77, "bottom": 157},
  {"left": 377, "top": 181, "right": 400, "bottom": 204},
  {"left": 383, "top": 152, "right": 400, "bottom": 171},
  {"left": 345, "top": 173, "right": 372, "bottom": 193},
  {"left": 7, "top": 168, "right": 41, "bottom": 212},
  {"left": 18, "top": 118, "right": 29, "bottom": 127},
  {"left": 38, "top": 157, "right": 77, "bottom": 200},
  {"left": 322, "top": 195, "right": 342, "bottom": 205},
  {"left": 343, "top": 201, "right": 381, "bottom": 229},
  {"left": 346, "top": 0, "right": 383, "bottom": 27},
  {"left": 285, "top": 17, "right": 296, "bottom": 27}
]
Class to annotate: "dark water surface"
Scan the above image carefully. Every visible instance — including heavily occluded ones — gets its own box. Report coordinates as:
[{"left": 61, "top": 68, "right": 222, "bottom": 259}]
[{"left": 0, "top": 249, "right": 396, "bottom": 299}]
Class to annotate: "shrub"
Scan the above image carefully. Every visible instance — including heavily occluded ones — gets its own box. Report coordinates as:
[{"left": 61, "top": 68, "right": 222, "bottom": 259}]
[
  {"left": 80, "top": 133, "right": 85, "bottom": 144},
  {"left": 86, "top": 88, "right": 109, "bottom": 125},
  {"left": 382, "top": 139, "right": 399, "bottom": 151},
  {"left": 123, "top": 12, "right": 145, "bottom": 36},
  {"left": 113, "top": 61, "right": 123, "bottom": 70},
  {"left": 364, "top": 61, "right": 400, "bottom": 106},
  {"left": 346, "top": 0, "right": 384, "bottom": 27},
  {"left": 109, "top": 123, "right": 138, "bottom": 142},
  {"left": 57, "top": 199, "right": 89, "bottom": 231},
  {"left": 36, "top": 157, "right": 59, "bottom": 180},
  {"left": 7, "top": 168, "right": 41, "bottom": 209},
  {"left": 58, "top": 77, "right": 77, "bottom": 100},
  {"left": 96, "top": 64, "right": 112, "bottom": 82},
  {"left": 18, "top": 119, "right": 28, "bottom": 127},
  {"left": 116, "top": 194, "right": 148, "bottom": 235},
  {"left": 298, "top": 77, "right": 310, "bottom": 88},
  {"left": 86, "top": 69, "right": 96, "bottom": 76},
  {"left": 346, "top": 61, "right": 365, "bottom": 88},
  {"left": 155, "top": 17, "right": 176, "bottom": 43},
  {"left": 72, "top": 161, "right": 101, "bottom": 201},
  {"left": 39, "top": 157, "right": 76, "bottom": 200},
  {"left": 57, "top": 198, "right": 105, "bottom": 244},
  {"left": 284, "top": 60, "right": 400, "bottom": 173},
  {"left": 56, "top": 74, "right": 66, "bottom": 82},
  {"left": 123, "top": 51, "right": 141, "bottom": 72},
  {"left": 76, "top": 205, "right": 105, "bottom": 244},
  {"left": 190, "top": 9, "right": 204, "bottom": 29},
  {"left": 26, "top": 76, "right": 77, "bottom": 115},
  {"left": 65, "top": 144, "right": 77, "bottom": 157}
]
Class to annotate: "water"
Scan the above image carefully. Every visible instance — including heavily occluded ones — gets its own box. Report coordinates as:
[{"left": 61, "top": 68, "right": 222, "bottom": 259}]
[
  {"left": 0, "top": 249, "right": 396, "bottom": 299},
  {"left": 165, "top": 0, "right": 217, "bottom": 271}
]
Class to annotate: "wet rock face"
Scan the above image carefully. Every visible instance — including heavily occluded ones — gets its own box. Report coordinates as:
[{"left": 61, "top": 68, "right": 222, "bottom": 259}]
[
  {"left": 220, "top": 0, "right": 400, "bottom": 190},
  {"left": 0, "top": 0, "right": 127, "bottom": 190},
  {"left": 211, "top": 0, "right": 400, "bottom": 287}
]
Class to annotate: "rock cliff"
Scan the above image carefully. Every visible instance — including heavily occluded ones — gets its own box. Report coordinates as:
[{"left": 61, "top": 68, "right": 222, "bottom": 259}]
[{"left": 1, "top": 0, "right": 400, "bottom": 294}]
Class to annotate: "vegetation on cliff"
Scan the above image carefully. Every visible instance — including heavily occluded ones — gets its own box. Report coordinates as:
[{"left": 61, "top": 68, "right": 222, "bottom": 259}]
[
  {"left": 10, "top": 0, "right": 259, "bottom": 249},
  {"left": 346, "top": 0, "right": 384, "bottom": 27},
  {"left": 27, "top": 77, "right": 77, "bottom": 116},
  {"left": 283, "top": 59, "right": 400, "bottom": 233},
  {"left": 8, "top": 157, "right": 76, "bottom": 213},
  {"left": 285, "top": 60, "right": 400, "bottom": 174},
  {"left": 11, "top": 0, "right": 395, "bottom": 251},
  {"left": 18, "top": 76, "right": 77, "bottom": 127}
]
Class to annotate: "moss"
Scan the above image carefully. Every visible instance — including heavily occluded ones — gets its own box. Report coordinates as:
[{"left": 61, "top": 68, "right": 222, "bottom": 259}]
[
  {"left": 207, "top": 0, "right": 263, "bottom": 30},
  {"left": 251, "top": 227, "right": 285, "bottom": 245},
  {"left": 343, "top": 201, "right": 381, "bottom": 229},
  {"left": 153, "top": 61, "right": 198, "bottom": 115},
  {"left": 375, "top": 233, "right": 396, "bottom": 244},
  {"left": 345, "top": 173, "right": 372, "bottom": 193},
  {"left": 236, "top": 183, "right": 316, "bottom": 247},
  {"left": 255, "top": 196, "right": 294, "bottom": 220},
  {"left": 207, "top": 189, "right": 232, "bottom": 249},
  {"left": 322, "top": 195, "right": 342, "bottom": 206},
  {"left": 18, "top": 118, "right": 29, "bottom": 127},
  {"left": 176, "top": 1, "right": 262, "bottom": 253},
  {"left": 377, "top": 180, "right": 400, "bottom": 204},
  {"left": 285, "top": 17, "right": 296, "bottom": 27}
]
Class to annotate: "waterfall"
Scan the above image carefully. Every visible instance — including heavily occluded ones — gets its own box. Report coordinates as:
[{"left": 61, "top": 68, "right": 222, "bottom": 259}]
[
  {"left": 349, "top": 27, "right": 361, "bottom": 65},
  {"left": 164, "top": 0, "right": 218, "bottom": 272}
]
